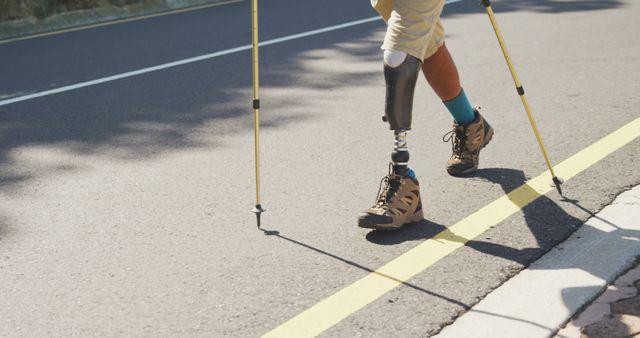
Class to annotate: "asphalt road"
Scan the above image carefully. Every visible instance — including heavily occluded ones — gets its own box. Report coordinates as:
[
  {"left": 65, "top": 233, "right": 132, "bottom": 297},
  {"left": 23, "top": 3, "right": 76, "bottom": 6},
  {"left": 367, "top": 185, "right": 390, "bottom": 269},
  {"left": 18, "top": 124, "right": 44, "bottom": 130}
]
[{"left": 0, "top": 0, "right": 638, "bottom": 336}]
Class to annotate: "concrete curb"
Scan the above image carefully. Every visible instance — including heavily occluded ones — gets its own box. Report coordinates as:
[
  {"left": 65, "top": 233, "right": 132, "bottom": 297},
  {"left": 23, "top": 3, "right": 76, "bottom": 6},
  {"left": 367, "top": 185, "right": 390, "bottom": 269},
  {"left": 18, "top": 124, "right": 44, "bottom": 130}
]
[{"left": 434, "top": 185, "right": 640, "bottom": 338}]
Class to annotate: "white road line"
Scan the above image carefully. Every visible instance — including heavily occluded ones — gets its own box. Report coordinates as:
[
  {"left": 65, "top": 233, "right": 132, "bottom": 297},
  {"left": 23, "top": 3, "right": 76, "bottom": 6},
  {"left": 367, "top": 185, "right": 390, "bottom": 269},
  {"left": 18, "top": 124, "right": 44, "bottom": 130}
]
[
  {"left": 0, "top": 17, "right": 381, "bottom": 107},
  {"left": 0, "top": 0, "right": 468, "bottom": 107}
]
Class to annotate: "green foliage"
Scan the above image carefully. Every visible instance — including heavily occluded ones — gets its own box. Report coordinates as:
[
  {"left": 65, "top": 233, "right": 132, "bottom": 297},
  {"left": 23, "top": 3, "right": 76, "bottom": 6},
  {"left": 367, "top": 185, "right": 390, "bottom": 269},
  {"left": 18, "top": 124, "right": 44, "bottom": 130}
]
[{"left": 0, "top": 0, "right": 151, "bottom": 21}]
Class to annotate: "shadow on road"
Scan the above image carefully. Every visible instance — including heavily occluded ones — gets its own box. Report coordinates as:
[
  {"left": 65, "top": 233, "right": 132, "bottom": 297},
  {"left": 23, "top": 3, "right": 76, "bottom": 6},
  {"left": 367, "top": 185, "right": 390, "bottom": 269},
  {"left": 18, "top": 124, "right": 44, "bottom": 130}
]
[
  {"left": 469, "top": 168, "right": 638, "bottom": 271},
  {"left": 365, "top": 219, "right": 448, "bottom": 245},
  {"left": 259, "top": 226, "right": 471, "bottom": 309},
  {"left": 0, "top": 16, "right": 382, "bottom": 195},
  {"left": 465, "top": 168, "right": 581, "bottom": 265}
]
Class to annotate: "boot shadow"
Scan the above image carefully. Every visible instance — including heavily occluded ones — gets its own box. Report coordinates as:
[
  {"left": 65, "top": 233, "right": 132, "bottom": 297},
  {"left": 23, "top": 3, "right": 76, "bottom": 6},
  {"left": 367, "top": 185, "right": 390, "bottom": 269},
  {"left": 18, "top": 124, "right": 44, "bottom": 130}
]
[{"left": 365, "top": 219, "right": 447, "bottom": 245}]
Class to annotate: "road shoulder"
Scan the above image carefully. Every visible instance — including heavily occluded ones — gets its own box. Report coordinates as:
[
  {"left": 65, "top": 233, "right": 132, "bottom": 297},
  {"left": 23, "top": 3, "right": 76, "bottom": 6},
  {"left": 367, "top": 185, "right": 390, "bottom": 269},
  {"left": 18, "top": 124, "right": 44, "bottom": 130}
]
[{"left": 434, "top": 185, "right": 640, "bottom": 338}]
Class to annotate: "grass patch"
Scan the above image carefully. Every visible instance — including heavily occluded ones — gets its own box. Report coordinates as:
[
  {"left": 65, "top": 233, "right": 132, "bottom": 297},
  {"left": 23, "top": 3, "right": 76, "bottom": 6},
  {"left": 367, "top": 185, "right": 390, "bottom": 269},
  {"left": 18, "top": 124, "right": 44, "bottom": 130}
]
[
  {"left": 0, "top": 0, "right": 219, "bottom": 40},
  {"left": 0, "top": 0, "right": 169, "bottom": 21}
]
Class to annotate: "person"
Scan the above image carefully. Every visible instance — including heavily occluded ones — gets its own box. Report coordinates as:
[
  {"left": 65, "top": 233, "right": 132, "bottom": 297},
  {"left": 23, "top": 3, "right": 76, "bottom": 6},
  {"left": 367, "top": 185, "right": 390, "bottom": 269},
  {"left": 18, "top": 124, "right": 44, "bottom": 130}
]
[{"left": 358, "top": 0, "right": 494, "bottom": 230}]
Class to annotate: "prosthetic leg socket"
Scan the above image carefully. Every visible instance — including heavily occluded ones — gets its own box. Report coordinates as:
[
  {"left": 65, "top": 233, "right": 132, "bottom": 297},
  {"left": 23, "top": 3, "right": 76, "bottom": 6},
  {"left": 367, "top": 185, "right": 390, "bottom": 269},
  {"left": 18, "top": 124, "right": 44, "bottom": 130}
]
[{"left": 382, "top": 54, "right": 422, "bottom": 131}]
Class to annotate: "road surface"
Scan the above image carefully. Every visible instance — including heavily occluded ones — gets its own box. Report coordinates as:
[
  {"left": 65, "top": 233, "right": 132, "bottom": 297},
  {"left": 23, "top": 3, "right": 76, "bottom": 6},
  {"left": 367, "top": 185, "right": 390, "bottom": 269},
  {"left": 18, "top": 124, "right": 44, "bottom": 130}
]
[{"left": 0, "top": 0, "right": 638, "bottom": 336}]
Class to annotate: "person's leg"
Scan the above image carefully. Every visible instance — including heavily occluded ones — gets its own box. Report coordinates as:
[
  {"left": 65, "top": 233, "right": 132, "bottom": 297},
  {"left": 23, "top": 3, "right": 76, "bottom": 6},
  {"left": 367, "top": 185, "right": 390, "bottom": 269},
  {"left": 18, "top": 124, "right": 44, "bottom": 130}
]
[
  {"left": 422, "top": 42, "right": 494, "bottom": 176},
  {"left": 422, "top": 44, "right": 475, "bottom": 124},
  {"left": 421, "top": 43, "right": 460, "bottom": 101}
]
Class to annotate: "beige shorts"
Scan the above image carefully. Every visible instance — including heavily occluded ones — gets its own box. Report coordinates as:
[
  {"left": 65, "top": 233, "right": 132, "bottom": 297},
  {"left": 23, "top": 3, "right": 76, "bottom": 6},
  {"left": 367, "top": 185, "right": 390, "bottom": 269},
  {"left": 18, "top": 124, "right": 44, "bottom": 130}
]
[{"left": 371, "top": 0, "right": 446, "bottom": 61}]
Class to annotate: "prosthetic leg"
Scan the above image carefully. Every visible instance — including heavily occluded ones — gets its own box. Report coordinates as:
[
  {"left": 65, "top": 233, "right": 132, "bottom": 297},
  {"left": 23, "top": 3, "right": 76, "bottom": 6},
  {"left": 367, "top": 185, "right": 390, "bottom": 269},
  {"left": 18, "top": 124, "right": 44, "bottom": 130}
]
[
  {"left": 358, "top": 52, "right": 424, "bottom": 230},
  {"left": 382, "top": 52, "right": 421, "bottom": 175}
]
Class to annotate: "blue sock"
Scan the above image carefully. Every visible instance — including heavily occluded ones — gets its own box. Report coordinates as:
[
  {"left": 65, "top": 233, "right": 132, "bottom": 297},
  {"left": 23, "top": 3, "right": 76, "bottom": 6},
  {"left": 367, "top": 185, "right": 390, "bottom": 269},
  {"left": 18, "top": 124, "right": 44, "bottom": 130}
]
[
  {"left": 406, "top": 168, "right": 417, "bottom": 180},
  {"left": 443, "top": 89, "right": 476, "bottom": 124}
]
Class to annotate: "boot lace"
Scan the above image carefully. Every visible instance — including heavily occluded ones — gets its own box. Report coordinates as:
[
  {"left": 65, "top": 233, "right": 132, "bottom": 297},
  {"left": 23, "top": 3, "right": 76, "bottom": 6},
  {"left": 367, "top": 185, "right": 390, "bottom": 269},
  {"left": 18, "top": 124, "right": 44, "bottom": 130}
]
[
  {"left": 443, "top": 127, "right": 467, "bottom": 159},
  {"left": 374, "top": 163, "right": 401, "bottom": 209}
]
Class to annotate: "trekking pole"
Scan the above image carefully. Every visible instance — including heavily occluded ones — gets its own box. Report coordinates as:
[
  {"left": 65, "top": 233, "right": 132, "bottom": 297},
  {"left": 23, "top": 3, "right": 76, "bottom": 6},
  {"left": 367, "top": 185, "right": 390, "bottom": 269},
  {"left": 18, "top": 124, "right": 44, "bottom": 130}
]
[
  {"left": 250, "top": 0, "right": 266, "bottom": 227},
  {"left": 480, "top": 0, "right": 564, "bottom": 195}
]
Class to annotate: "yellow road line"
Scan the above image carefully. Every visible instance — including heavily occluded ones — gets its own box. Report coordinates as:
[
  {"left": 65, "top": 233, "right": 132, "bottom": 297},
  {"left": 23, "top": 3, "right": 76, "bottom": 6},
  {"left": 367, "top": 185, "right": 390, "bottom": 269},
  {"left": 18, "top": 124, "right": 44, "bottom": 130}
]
[
  {"left": 263, "top": 116, "right": 640, "bottom": 338},
  {"left": 0, "top": 0, "right": 244, "bottom": 45}
]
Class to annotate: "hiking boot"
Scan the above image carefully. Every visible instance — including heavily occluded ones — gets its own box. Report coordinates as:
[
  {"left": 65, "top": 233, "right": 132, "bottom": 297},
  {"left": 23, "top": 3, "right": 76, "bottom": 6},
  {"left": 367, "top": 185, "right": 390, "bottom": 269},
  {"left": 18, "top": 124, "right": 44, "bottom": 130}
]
[
  {"left": 443, "top": 108, "right": 494, "bottom": 176},
  {"left": 358, "top": 164, "right": 424, "bottom": 230}
]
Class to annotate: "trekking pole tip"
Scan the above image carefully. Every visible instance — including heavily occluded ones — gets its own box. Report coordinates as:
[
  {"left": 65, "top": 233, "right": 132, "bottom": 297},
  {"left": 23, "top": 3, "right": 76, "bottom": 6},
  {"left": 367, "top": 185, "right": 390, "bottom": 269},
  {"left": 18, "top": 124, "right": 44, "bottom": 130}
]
[
  {"left": 251, "top": 204, "right": 266, "bottom": 228},
  {"left": 551, "top": 176, "right": 565, "bottom": 196}
]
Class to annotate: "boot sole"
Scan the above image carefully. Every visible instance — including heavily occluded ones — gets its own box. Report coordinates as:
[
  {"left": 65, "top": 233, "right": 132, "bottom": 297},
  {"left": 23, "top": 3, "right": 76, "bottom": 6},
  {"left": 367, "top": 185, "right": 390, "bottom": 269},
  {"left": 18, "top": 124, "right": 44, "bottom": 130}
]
[{"left": 358, "top": 209, "right": 424, "bottom": 231}]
